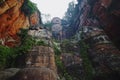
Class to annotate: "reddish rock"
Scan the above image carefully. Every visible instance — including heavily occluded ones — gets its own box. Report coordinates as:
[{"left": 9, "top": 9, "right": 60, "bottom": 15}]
[
  {"left": 25, "top": 46, "right": 57, "bottom": 73},
  {"left": 30, "top": 12, "right": 40, "bottom": 26},
  {"left": 10, "top": 46, "right": 58, "bottom": 80},
  {"left": 83, "top": 26, "right": 120, "bottom": 76},
  {"left": 101, "top": 0, "right": 112, "bottom": 8},
  {"left": 73, "top": 0, "right": 120, "bottom": 48},
  {"left": 0, "top": 0, "right": 29, "bottom": 47},
  {"left": 0, "top": 0, "right": 42, "bottom": 47},
  {"left": 11, "top": 68, "right": 57, "bottom": 80},
  {"left": 93, "top": 0, "right": 120, "bottom": 48}
]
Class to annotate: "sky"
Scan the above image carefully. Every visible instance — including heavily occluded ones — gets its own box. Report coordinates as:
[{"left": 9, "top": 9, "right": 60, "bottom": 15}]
[{"left": 31, "top": 0, "right": 77, "bottom": 23}]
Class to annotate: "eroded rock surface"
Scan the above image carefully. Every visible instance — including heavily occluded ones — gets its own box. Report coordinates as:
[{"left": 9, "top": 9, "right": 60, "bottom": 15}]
[
  {"left": 10, "top": 46, "right": 58, "bottom": 80},
  {"left": 0, "top": 0, "right": 29, "bottom": 47},
  {"left": 0, "top": 68, "right": 20, "bottom": 80}
]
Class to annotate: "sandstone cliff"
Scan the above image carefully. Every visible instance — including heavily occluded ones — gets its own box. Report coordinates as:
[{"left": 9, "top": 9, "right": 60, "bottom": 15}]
[
  {"left": 0, "top": 0, "right": 29, "bottom": 47},
  {"left": 0, "top": 0, "right": 42, "bottom": 47},
  {"left": 73, "top": 0, "right": 120, "bottom": 48},
  {"left": 93, "top": 0, "right": 120, "bottom": 48},
  {"left": 65, "top": 0, "right": 120, "bottom": 79},
  {"left": 10, "top": 46, "right": 57, "bottom": 80}
]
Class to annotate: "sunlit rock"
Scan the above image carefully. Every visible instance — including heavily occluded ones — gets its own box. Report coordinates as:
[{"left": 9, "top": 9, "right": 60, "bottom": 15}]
[{"left": 0, "top": 0, "right": 29, "bottom": 47}]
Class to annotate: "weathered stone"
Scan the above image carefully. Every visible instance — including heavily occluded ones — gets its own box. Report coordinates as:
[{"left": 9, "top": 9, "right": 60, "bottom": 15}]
[
  {"left": 25, "top": 46, "right": 57, "bottom": 73},
  {"left": 61, "top": 53, "right": 82, "bottom": 67},
  {"left": 0, "top": 0, "right": 29, "bottom": 47},
  {"left": 0, "top": 0, "right": 42, "bottom": 47},
  {"left": 93, "top": 0, "right": 120, "bottom": 48},
  {"left": 82, "top": 26, "right": 120, "bottom": 77},
  {"left": 70, "top": 0, "right": 120, "bottom": 49},
  {"left": 10, "top": 46, "right": 58, "bottom": 80},
  {"left": 60, "top": 53, "right": 83, "bottom": 79},
  {"left": 10, "top": 68, "right": 57, "bottom": 80},
  {"left": 51, "top": 17, "right": 63, "bottom": 40},
  {"left": 0, "top": 68, "right": 20, "bottom": 80}
]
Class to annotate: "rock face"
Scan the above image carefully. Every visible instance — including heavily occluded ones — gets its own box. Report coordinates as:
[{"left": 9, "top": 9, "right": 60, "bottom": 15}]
[
  {"left": 28, "top": 28, "right": 52, "bottom": 46},
  {"left": 0, "top": 0, "right": 29, "bottom": 47},
  {"left": 0, "top": 68, "right": 20, "bottom": 80},
  {"left": 61, "top": 53, "right": 82, "bottom": 67},
  {"left": 70, "top": 0, "right": 120, "bottom": 79},
  {"left": 51, "top": 17, "right": 63, "bottom": 40},
  {"left": 25, "top": 46, "right": 57, "bottom": 72},
  {"left": 29, "top": 10, "right": 42, "bottom": 28},
  {"left": 92, "top": 0, "right": 120, "bottom": 48},
  {"left": 0, "top": 1, "right": 57, "bottom": 80},
  {"left": 72, "top": 0, "right": 120, "bottom": 48},
  {"left": 82, "top": 26, "right": 120, "bottom": 78},
  {"left": 11, "top": 68, "right": 57, "bottom": 80},
  {"left": 61, "top": 53, "right": 84, "bottom": 79},
  {"left": 11, "top": 46, "right": 57, "bottom": 80},
  {"left": 0, "top": 0, "right": 42, "bottom": 47}
]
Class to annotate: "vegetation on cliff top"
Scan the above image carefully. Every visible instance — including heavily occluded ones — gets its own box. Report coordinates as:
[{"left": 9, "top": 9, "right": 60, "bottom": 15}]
[
  {"left": 21, "top": 0, "right": 37, "bottom": 16},
  {"left": 0, "top": 29, "right": 34, "bottom": 69}
]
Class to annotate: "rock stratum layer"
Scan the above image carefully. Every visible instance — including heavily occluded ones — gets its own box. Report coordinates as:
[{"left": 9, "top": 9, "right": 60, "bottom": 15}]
[
  {"left": 69, "top": 0, "right": 120, "bottom": 48},
  {"left": 66, "top": 0, "right": 120, "bottom": 79},
  {"left": 10, "top": 46, "right": 57, "bottom": 80},
  {"left": 0, "top": 0, "right": 42, "bottom": 47},
  {"left": 0, "top": 0, "right": 30, "bottom": 47}
]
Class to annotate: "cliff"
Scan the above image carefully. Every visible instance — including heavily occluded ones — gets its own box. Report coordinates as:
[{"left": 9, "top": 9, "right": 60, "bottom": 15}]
[
  {"left": 0, "top": 0, "right": 29, "bottom": 47},
  {"left": 0, "top": 0, "right": 42, "bottom": 47},
  {"left": 65, "top": 0, "right": 120, "bottom": 79},
  {"left": 0, "top": 1, "right": 58, "bottom": 80},
  {"left": 93, "top": 0, "right": 120, "bottom": 48},
  {"left": 10, "top": 46, "right": 57, "bottom": 80},
  {"left": 73, "top": 0, "right": 120, "bottom": 48}
]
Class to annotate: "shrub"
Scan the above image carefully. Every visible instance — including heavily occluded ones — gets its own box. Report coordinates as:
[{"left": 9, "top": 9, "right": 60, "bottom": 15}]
[
  {"left": 78, "top": 40, "right": 94, "bottom": 80},
  {"left": 36, "top": 40, "right": 47, "bottom": 46},
  {"left": 21, "top": 0, "right": 37, "bottom": 16},
  {"left": 55, "top": 55, "right": 73, "bottom": 80},
  {"left": 18, "top": 29, "right": 35, "bottom": 52},
  {"left": 0, "top": 29, "right": 35, "bottom": 69},
  {"left": 53, "top": 43, "right": 61, "bottom": 55},
  {"left": 0, "top": 46, "right": 18, "bottom": 69}
]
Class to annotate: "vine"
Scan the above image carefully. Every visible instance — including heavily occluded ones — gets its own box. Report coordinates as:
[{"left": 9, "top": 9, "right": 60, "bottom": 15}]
[{"left": 78, "top": 30, "right": 94, "bottom": 80}]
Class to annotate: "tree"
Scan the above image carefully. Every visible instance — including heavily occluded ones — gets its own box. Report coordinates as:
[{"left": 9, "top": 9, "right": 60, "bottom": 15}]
[
  {"left": 63, "top": 1, "right": 76, "bottom": 24},
  {"left": 41, "top": 14, "right": 51, "bottom": 23},
  {"left": 62, "top": 1, "right": 79, "bottom": 38},
  {"left": 43, "top": 21, "right": 52, "bottom": 30},
  {"left": 21, "top": 0, "right": 37, "bottom": 16}
]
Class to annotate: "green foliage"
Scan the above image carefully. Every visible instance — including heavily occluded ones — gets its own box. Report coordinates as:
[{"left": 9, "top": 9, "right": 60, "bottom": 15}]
[
  {"left": 61, "top": 39, "right": 75, "bottom": 53},
  {"left": 53, "top": 40, "right": 73, "bottom": 80},
  {"left": 43, "top": 21, "right": 52, "bottom": 30},
  {"left": 21, "top": 0, "right": 37, "bottom": 16},
  {"left": 18, "top": 29, "right": 35, "bottom": 53},
  {"left": 0, "top": 46, "right": 17, "bottom": 69},
  {"left": 63, "top": 1, "right": 76, "bottom": 24},
  {"left": 53, "top": 43, "right": 61, "bottom": 55},
  {"left": 0, "top": 29, "right": 35, "bottom": 69},
  {"left": 79, "top": 40, "right": 94, "bottom": 80},
  {"left": 62, "top": 1, "right": 79, "bottom": 38},
  {"left": 55, "top": 55, "right": 73, "bottom": 80},
  {"left": 36, "top": 40, "right": 47, "bottom": 46}
]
